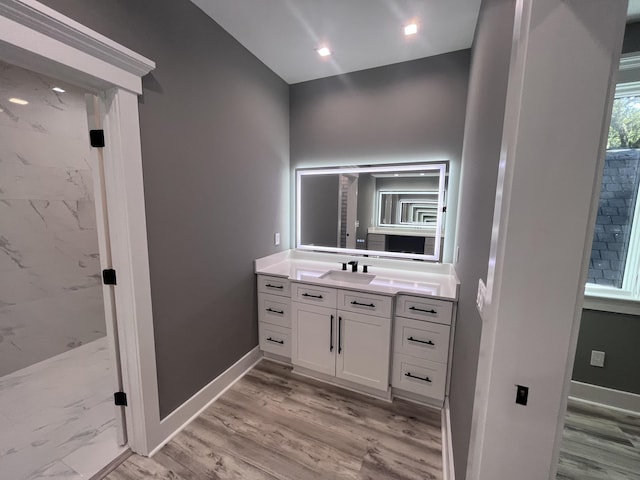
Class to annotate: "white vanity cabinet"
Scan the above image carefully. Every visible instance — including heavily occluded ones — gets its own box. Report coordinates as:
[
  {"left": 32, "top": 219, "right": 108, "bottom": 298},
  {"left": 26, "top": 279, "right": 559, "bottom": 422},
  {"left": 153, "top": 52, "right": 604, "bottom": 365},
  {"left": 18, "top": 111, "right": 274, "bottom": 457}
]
[
  {"left": 291, "top": 283, "right": 393, "bottom": 392},
  {"left": 257, "top": 275, "right": 292, "bottom": 360},
  {"left": 391, "top": 295, "right": 454, "bottom": 403},
  {"left": 255, "top": 250, "right": 459, "bottom": 405}
]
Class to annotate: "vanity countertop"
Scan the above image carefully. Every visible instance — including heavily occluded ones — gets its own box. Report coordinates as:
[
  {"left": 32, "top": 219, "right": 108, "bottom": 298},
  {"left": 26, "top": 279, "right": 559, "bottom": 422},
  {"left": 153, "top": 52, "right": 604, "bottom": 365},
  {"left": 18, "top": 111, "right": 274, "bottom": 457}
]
[{"left": 255, "top": 250, "right": 459, "bottom": 301}]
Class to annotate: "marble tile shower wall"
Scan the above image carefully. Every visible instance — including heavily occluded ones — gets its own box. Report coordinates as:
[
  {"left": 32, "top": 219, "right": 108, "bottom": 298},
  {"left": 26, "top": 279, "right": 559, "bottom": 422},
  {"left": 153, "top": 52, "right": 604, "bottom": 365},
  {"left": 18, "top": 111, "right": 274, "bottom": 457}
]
[{"left": 0, "top": 61, "right": 106, "bottom": 376}]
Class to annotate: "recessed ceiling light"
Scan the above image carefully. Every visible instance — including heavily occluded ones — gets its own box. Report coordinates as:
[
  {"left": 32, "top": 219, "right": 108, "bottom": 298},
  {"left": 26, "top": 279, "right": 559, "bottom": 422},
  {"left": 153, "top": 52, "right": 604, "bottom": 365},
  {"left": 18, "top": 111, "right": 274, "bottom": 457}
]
[
  {"left": 52, "top": 87, "right": 65, "bottom": 93},
  {"left": 404, "top": 23, "right": 418, "bottom": 36},
  {"left": 9, "top": 98, "right": 28, "bottom": 105},
  {"left": 317, "top": 47, "right": 331, "bottom": 57}
]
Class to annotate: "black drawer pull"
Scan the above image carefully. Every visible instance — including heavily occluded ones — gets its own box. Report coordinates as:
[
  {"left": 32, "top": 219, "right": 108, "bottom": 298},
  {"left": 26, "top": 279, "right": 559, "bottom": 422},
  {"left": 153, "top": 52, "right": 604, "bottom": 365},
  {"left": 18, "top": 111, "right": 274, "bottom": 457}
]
[
  {"left": 351, "top": 300, "right": 375, "bottom": 308},
  {"left": 266, "top": 308, "right": 284, "bottom": 315},
  {"left": 405, "top": 372, "right": 431, "bottom": 383},
  {"left": 266, "top": 337, "right": 284, "bottom": 344},
  {"left": 408, "top": 336, "right": 435, "bottom": 346},
  {"left": 409, "top": 306, "right": 437, "bottom": 314},
  {"left": 265, "top": 284, "right": 283, "bottom": 289},
  {"left": 302, "top": 293, "right": 323, "bottom": 299}
]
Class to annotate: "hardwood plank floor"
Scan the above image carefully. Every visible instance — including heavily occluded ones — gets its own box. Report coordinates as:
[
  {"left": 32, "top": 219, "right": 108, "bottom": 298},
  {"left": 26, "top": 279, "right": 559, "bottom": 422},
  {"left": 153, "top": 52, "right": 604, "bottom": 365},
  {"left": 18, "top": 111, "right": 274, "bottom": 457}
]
[
  {"left": 557, "top": 399, "right": 640, "bottom": 480},
  {"left": 105, "top": 360, "right": 443, "bottom": 480}
]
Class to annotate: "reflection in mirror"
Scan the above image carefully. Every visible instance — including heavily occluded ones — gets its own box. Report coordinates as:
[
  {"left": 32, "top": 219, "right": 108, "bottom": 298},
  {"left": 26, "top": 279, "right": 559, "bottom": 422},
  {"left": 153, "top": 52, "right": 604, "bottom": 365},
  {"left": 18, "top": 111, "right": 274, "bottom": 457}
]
[{"left": 296, "top": 163, "right": 447, "bottom": 262}]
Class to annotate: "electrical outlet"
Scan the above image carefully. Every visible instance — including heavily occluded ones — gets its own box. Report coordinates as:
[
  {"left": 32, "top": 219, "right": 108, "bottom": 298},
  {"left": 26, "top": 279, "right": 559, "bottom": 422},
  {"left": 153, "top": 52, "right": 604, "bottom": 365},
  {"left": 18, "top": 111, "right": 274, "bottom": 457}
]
[
  {"left": 590, "top": 350, "right": 605, "bottom": 368},
  {"left": 476, "top": 279, "right": 486, "bottom": 313},
  {"left": 274, "top": 232, "right": 280, "bottom": 246}
]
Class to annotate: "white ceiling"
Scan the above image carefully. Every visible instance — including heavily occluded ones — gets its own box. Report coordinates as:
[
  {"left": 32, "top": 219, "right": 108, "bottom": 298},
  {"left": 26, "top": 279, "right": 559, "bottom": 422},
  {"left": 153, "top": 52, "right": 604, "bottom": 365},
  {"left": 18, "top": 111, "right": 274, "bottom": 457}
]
[
  {"left": 192, "top": 1, "right": 640, "bottom": 85},
  {"left": 191, "top": 0, "right": 481, "bottom": 84}
]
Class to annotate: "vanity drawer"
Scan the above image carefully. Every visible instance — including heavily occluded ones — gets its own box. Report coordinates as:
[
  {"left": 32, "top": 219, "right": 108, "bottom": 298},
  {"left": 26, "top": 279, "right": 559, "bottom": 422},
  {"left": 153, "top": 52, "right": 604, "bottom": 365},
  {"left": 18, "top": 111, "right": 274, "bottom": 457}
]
[
  {"left": 257, "top": 275, "right": 291, "bottom": 297},
  {"left": 292, "top": 283, "right": 337, "bottom": 308},
  {"left": 392, "top": 353, "right": 446, "bottom": 401},
  {"left": 258, "top": 293, "right": 291, "bottom": 328},
  {"left": 259, "top": 323, "right": 291, "bottom": 358},
  {"left": 395, "top": 295, "right": 453, "bottom": 325},
  {"left": 394, "top": 317, "right": 450, "bottom": 364},
  {"left": 337, "top": 290, "right": 393, "bottom": 318}
]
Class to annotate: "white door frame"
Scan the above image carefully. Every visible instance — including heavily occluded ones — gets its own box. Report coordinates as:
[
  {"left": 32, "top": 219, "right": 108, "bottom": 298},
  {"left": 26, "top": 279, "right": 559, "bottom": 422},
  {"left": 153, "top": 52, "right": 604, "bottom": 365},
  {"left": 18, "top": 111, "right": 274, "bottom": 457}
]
[
  {"left": 85, "top": 95, "right": 127, "bottom": 446},
  {"left": 465, "top": 0, "right": 627, "bottom": 478},
  {"left": 0, "top": 0, "right": 159, "bottom": 455}
]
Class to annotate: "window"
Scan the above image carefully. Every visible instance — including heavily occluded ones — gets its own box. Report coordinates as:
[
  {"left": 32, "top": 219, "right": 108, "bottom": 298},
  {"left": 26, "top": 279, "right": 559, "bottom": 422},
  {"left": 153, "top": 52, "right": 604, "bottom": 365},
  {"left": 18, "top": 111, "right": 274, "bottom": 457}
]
[{"left": 585, "top": 60, "right": 640, "bottom": 306}]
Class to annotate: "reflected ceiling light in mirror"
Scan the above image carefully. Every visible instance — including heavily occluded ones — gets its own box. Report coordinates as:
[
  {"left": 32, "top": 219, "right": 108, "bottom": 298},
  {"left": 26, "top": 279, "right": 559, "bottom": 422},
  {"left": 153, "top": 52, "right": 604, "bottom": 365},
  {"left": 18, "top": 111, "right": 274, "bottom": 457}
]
[
  {"left": 52, "top": 87, "right": 65, "bottom": 93},
  {"left": 317, "top": 46, "right": 331, "bottom": 57},
  {"left": 9, "top": 97, "right": 28, "bottom": 105},
  {"left": 404, "top": 23, "right": 418, "bottom": 36}
]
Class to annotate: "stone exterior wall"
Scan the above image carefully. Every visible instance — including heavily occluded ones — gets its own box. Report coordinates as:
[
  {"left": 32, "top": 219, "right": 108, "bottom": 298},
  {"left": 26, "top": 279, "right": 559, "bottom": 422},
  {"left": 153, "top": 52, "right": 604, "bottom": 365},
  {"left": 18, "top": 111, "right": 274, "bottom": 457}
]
[{"left": 589, "top": 149, "right": 640, "bottom": 287}]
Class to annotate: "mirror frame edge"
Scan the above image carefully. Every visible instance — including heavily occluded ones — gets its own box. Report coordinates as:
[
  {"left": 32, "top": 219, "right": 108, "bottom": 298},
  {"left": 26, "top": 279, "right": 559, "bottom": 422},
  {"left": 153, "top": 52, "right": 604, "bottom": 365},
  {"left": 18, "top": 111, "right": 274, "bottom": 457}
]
[{"left": 295, "top": 161, "right": 449, "bottom": 262}]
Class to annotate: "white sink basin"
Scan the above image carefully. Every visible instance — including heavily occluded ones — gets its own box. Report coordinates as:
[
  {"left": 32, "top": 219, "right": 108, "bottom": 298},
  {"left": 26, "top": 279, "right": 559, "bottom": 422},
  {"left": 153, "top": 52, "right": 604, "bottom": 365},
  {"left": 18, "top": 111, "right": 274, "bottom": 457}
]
[{"left": 320, "top": 270, "right": 375, "bottom": 284}]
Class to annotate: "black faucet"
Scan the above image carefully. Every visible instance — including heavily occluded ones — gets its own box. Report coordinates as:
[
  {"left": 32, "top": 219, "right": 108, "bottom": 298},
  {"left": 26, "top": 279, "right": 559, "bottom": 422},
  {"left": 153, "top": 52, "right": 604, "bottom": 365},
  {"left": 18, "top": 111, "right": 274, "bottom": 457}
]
[{"left": 348, "top": 260, "right": 358, "bottom": 272}]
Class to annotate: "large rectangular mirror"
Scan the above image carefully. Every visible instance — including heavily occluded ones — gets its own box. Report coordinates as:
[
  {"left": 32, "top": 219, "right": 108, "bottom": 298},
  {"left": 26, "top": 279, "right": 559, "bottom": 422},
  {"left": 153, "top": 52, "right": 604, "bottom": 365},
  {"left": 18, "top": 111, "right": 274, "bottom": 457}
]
[{"left": 296, "top": 162, "right": 447, "bottom": 261}]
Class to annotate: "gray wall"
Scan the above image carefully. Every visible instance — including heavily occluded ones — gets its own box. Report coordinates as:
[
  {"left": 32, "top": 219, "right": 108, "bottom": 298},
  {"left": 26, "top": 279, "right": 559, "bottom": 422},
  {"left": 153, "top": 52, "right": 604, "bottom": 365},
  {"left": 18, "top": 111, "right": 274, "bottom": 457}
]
[
  {"left": 300, "top": 174, "right": 339, "bottom": 247},
  {"left": 572, "top": 309, "right": 640, "bottom": 394},
  {"left": 40, "top": 0, "right": 290, "bottom": 418},
  {"left": 449, "top": 0, "right": 516, "bottom": 478},
  {"left": 290, "top": 50, "right": 471, "bottom": 262}
]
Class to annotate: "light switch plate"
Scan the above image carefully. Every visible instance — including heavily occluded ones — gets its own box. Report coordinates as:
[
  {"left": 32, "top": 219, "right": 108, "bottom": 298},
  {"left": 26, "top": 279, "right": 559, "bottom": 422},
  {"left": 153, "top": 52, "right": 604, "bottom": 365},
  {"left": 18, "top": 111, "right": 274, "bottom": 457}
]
[
  {"left": 590, "top": 350, "right": 605, "bottom": 368},
  {"left": 274, "top": 232, "right": 280, "bottom": 246}
]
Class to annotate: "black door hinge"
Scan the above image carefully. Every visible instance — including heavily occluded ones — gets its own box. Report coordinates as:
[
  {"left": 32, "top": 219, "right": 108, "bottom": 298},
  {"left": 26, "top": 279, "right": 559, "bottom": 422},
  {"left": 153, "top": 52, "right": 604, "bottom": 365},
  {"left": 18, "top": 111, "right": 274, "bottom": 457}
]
[
  {"left": 90, "top": 129, "right": 105, "bottom": 148},
  {"left": 442, "top": 206, "right": 447, "bottom": 213},
  {"left": 114, "top": 391, "right": 128, "bottom": 406},
  {"left": 102, "top": 268, "right": 117, "bottom": 285}
]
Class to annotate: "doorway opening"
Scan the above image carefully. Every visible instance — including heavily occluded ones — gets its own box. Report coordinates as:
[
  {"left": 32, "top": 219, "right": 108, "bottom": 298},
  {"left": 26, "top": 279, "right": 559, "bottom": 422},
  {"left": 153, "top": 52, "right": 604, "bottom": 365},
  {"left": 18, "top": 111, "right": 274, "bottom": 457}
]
[
  {"left": 556, "top": 55, "right": 640, "bottom": 479},
  {"left": 0, "top": 59, "right": 127, "bottom": 479}
]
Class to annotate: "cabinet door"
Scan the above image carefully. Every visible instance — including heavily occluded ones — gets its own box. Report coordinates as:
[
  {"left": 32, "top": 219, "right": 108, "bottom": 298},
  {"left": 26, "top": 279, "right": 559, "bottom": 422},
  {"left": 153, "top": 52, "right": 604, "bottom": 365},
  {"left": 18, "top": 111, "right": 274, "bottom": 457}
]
[
  {"left": 336, "top": 310, "right": 391, "bottom": 391},
  {"left": 291, "top": 302, "right": 336, "bottom": 376}
]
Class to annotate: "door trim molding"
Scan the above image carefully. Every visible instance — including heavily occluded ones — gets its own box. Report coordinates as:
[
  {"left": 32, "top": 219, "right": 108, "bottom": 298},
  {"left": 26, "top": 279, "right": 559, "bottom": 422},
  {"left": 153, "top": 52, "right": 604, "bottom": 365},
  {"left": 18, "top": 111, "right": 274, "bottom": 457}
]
[
  {"left": 442, "top": 398, "right": 455, "bottom": 480},
  {"left": 0, "top": 0, "right": 155, "bottom": 93}
]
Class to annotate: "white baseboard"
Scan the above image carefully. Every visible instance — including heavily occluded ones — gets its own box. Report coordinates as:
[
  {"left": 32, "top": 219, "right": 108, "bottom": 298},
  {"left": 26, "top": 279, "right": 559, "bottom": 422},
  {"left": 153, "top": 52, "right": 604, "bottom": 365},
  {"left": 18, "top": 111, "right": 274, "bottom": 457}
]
[
  {"left": 149, "top": 347, "right": 262, "bottom": 456},
  {"left": 441, "top": 398, "right": 455, "bottom": 480},
  {"left": 570, "top": 380, "right": 640, "bottom": 414}
]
